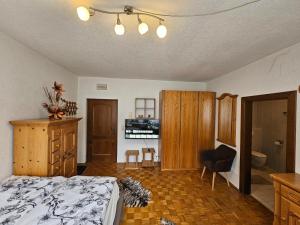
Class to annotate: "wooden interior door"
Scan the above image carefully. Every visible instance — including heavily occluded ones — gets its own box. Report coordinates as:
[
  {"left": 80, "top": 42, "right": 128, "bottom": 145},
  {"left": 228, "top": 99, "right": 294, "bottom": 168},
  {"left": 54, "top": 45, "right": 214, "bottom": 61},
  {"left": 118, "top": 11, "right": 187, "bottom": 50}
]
[
  {"left": 198, "top": 92, "right": 216, "bottom": 168},
  {"left": 87, "top": 99, "right": 118, "bottom": 163},
  {"left": 179, "top": 91, "right": 199, "bottom": 169},
  {"left": 160, "top": 91, "right": 181, "bottom": 170}
]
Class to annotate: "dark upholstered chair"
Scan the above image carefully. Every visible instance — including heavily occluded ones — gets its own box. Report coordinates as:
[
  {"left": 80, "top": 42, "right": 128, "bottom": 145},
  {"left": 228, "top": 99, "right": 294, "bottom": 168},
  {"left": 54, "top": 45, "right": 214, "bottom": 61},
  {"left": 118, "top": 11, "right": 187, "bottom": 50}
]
[{"left": 201, "top": 144, "right": 236, "bottom": 190}]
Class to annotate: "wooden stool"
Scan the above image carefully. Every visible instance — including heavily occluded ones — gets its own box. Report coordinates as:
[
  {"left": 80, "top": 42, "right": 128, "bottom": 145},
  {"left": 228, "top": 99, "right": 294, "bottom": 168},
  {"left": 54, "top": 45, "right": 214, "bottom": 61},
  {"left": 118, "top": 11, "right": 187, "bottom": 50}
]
[
  {"left": 125, "top": 150, "right": 139, "bottom": 170},
  {"left": 141, "top": 148, "right": 155, "bottom": 168}
]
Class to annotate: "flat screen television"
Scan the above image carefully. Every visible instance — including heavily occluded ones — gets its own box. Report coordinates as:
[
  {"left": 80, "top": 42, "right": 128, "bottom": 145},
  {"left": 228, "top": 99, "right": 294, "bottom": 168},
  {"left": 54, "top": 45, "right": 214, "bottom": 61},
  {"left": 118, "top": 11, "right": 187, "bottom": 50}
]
[{"left": 125, "top": 119, "right": 159, "bottom": 139}]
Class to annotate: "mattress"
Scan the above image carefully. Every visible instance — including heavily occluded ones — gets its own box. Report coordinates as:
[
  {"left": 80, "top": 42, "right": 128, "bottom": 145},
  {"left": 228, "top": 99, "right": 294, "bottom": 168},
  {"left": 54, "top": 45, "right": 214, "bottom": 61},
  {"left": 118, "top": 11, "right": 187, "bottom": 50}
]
[
  {"left": 0, "top": 176, "right": 120, "bottom": 225},
  {"left": 104, "top": 181, "right": 120, "bottom": 225}
]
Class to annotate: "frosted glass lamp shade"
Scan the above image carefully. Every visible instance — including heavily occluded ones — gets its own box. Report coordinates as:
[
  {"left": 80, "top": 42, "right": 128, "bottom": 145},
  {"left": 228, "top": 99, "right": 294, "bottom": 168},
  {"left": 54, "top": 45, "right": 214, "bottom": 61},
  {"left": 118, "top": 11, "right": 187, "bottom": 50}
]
[
  {"left": 115, "top": 24, "right": 125, "bottom": 35},
  {"left": 77, "top": 6, "right": 90, "bottom": 21},
  {"left": 138, "top": 22, "right": 149, "bottom": 35},
  {"left": 156, "top": 24, "right": 167, "bottom": 39}
]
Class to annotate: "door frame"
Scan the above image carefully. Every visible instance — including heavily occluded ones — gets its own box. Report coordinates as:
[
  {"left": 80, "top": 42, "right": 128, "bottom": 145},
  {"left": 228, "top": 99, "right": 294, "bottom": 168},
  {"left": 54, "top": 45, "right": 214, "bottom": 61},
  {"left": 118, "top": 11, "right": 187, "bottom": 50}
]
[
  {"left": 240, "top": 91, "right": 297, "bottom": 194},
  {"left": 86, "top": 98, "right": 118, "bottom": 163}
]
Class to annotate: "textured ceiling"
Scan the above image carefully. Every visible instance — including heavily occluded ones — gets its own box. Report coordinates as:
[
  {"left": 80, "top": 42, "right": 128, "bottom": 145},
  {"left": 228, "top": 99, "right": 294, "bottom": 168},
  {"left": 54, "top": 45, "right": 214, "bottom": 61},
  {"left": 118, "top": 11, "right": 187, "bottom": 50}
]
[{"left": 0, "top": 0, "right": 300, "bottom": 81}]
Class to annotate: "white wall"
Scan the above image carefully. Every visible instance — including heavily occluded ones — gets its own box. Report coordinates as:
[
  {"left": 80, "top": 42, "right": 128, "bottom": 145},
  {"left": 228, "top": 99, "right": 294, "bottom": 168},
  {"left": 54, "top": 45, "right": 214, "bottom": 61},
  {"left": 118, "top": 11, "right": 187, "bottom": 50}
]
[
  {"left": 208, "top": 42, "right": 300, "bottom": 188},
  {"left": 0, "top": 32, "right": 78, "bottom": 181},
  {"left": 77, "top": 77, "right": 206, "bottom": 163}
]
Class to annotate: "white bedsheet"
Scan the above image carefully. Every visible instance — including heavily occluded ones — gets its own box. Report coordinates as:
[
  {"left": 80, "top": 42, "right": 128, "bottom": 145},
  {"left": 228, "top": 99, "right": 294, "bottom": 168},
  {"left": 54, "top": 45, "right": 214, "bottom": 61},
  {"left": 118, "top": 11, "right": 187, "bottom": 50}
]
[
  {"left": 0, "top": 176, "right": 119, "bottom": 225},
  {"left": 104, "top": 181, "right": 120, "bottom": 225}
]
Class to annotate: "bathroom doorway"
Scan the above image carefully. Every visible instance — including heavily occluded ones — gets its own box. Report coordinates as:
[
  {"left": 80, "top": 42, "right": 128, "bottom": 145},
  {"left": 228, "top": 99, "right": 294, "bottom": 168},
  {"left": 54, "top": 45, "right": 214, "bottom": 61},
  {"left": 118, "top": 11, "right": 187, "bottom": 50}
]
[
  {"left": 240, "top": 91, "right": 297, "bottom": 204},
  {"left": 251, "top": 99, "right": 288, "bottom": 210}
]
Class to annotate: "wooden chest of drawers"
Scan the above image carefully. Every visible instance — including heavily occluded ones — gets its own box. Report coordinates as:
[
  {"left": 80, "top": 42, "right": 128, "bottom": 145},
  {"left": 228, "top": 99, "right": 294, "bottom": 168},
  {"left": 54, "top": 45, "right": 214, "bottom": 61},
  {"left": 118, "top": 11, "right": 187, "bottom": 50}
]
[
  {"left": 10, "top": 118, "right": 81, "bottom": 177},
  {"left": 271, "top": 173, "right": 300, "bottom": 225}
]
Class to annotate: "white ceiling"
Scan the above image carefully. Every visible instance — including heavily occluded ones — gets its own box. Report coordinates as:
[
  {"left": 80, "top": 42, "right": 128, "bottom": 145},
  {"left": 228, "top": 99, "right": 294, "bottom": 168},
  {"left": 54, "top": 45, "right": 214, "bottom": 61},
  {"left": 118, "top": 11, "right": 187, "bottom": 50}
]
[{"left": 0, "top": 0, "right": 300, "bottom": 81}]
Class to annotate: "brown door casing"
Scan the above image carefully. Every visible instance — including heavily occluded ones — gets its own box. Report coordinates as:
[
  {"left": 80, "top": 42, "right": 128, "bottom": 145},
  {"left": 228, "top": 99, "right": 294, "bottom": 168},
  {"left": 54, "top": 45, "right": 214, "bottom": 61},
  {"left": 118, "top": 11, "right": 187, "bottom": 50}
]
[
  {"left": 87, "top": 99, "right": 118, "bottom": 163},
  {"left": 240, "top": 91, "right": 297, "bottom": 194}
]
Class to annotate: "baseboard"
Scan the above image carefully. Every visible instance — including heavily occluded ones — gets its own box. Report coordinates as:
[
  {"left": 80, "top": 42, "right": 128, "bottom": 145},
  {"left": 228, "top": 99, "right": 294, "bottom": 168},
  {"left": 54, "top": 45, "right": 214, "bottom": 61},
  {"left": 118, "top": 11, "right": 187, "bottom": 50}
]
[
  {"left": 216, "top": 173, "right": 239, "bottom": 192},
  {"left": 218, "top": 171, "right": 239, "bottom": 189}
]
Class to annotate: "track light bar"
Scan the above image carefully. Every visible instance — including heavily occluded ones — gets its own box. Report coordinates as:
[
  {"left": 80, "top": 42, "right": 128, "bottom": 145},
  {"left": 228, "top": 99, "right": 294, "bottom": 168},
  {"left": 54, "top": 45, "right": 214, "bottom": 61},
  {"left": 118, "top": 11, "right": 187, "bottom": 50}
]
[{"left": 90, "top": 5, "right": 165, "bottom": 21}]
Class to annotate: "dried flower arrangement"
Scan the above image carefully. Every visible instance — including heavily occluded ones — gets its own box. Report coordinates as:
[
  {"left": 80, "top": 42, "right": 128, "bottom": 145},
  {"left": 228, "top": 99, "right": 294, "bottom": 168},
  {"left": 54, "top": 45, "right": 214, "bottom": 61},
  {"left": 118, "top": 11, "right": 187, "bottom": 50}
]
[{"left": 42, "top": 81, "right": 66, "bottom": 120}]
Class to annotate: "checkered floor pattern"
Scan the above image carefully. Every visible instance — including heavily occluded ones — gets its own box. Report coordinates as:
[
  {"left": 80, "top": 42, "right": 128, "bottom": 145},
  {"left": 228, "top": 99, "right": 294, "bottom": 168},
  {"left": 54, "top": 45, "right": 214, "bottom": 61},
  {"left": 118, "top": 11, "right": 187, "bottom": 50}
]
[{"left": 83, "top": 162, "right": 273, "bottom": 225}]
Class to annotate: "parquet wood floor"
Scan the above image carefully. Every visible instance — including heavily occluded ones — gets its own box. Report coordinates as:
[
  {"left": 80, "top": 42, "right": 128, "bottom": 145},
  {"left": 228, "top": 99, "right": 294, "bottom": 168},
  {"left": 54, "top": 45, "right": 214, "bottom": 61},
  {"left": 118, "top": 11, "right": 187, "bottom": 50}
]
[{"left": 83, "top": 162, "right": 273, "bottom": 225}]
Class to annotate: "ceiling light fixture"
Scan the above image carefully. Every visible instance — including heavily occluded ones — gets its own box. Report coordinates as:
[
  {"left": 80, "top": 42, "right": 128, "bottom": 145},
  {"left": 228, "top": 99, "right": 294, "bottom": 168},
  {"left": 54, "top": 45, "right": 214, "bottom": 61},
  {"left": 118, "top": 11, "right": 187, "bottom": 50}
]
[
  {"left": 77, "top": 6, "right": 93, "bottom": 21},
  {"left": 76, "top": 1, "right": 263, "bottom": 39},
  {"left": 156, "top": 21, "right": 167, "bottom": 39},
  {"left": 76, "top": 5, "right": 166, "bottom": 39},
  {"left": 137, "top": 15, "right": 149, "bottom": 35},
  {"left": 114, "top": 14, "right": 125, "bottom": 35}
]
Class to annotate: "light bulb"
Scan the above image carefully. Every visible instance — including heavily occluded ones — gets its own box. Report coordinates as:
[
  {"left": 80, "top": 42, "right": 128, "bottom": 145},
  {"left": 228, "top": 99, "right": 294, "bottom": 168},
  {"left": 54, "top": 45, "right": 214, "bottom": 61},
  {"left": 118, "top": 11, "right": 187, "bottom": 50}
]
[
  {"left": 156, "top": 24, "right": 167, "bottom": 39},
  {"left": 138, "top": 22, "right": 149, "bottom": 35},
  {"left": 115, "top": 24, "right": 125, "bottom": 35},
  {"left": 77, "top": 6, "right": 90, "bottom": 21},
  {"left": 115, "top": 15, "right": 125, "bottom": 35}
]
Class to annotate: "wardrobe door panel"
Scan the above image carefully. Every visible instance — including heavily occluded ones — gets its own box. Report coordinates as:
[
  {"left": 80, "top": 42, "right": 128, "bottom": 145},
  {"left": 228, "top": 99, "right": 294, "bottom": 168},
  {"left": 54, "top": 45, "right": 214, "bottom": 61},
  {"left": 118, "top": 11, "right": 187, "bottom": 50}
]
[
  {"left": 179, "top": 91, "right": 199, "bottom": 169},
  {"left": 160, "top": 91, "right": 181, "bottom": 170},
  {"left": 198, "top": 92, "right": 216, "bottom": 168}
]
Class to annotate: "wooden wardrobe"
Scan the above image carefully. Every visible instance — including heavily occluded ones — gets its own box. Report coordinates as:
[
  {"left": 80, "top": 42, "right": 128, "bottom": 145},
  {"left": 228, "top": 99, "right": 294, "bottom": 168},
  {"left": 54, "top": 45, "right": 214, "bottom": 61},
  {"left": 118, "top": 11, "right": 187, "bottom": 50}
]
[
  {"left": 159, "top": 91, "right": 215, "bottom": 170},
  {"left": 10, "top": 118, "right": 81, "bottom": 177}
]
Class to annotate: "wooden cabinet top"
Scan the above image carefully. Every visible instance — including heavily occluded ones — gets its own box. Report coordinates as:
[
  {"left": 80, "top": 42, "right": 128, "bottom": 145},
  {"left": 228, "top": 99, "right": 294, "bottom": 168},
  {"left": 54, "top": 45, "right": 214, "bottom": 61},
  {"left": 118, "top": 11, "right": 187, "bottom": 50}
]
[
  {"left": 10, "top": 117, "right": 82, "bottom": 126},
  {"left": 271, "top": 173, "right": 300, "bottom": 192}
]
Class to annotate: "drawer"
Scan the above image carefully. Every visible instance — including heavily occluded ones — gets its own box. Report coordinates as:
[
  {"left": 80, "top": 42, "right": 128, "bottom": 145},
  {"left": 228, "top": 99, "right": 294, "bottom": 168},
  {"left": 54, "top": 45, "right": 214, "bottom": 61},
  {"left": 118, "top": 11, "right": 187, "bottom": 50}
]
[
  {"left": 51, "top": 140, "right": 61, "bottom": 153},
  {"left": 50, "top": 150, "right": 61, "bottom": 164},
  {"left": 51, "top": 128, "right": 61, "bottom": 140},
  {"left": 50, "top": 161, "right": 60, "bottom": 176},
  {"left": 282, "top": 185, "right": 300, "bottom": 205}
]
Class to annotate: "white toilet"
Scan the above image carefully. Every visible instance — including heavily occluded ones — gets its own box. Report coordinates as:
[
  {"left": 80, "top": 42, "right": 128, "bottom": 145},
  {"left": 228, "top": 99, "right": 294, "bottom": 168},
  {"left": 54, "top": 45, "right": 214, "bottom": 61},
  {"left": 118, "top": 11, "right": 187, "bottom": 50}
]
[{"left": 251, "top": 150, "right": 267, "bottom": 168}]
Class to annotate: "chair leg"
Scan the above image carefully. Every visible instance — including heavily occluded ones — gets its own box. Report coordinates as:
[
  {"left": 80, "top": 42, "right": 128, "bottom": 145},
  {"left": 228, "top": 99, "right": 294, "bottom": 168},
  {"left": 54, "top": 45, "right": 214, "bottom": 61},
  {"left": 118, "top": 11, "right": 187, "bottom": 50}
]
[
  {"left": 201, "top": 166, "right": 206, "bottom": 180},
  {"left": 212, "top": 172, "right": 216, "bottom": 191},
  {"left": 225, "top": 172, "right": 230, "bottom": 187}
]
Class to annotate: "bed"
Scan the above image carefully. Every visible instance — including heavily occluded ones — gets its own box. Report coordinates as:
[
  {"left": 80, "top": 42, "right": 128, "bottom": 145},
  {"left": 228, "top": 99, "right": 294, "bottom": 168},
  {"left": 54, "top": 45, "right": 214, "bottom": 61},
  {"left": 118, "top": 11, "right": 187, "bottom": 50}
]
[{"left": 0, "top": 176, "right": 123, "bottom": 225}]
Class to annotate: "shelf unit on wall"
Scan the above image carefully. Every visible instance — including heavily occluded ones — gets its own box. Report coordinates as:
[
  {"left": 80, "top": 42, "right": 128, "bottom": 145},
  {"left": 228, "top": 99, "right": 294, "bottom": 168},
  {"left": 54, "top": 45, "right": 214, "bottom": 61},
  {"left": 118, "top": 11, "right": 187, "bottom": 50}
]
[{"left": 135, "top": 98, "right": 156, "bottom": 119}]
